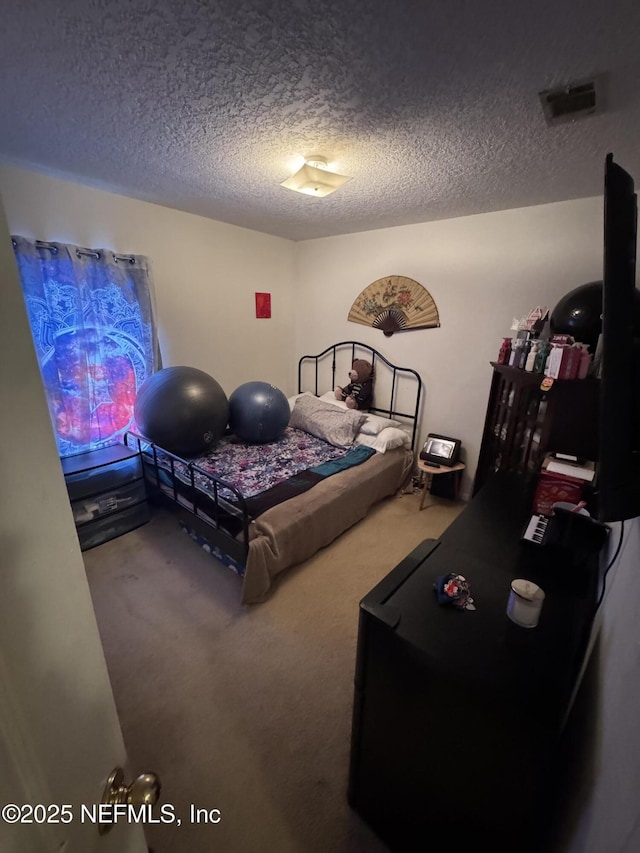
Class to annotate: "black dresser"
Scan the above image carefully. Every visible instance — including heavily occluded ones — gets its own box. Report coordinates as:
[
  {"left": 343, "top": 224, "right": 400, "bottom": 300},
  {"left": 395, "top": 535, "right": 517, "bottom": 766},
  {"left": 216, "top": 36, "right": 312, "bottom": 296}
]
[{"left": 348, "top": 472, "right": 603, "bottom": 853}]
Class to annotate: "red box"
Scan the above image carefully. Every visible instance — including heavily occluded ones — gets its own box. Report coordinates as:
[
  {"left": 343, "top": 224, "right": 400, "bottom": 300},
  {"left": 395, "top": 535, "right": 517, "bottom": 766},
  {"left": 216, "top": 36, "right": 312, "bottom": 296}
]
[
  {"left": 562, "top": 347, "right": 581, "bottom": 379},
  {"left": 533, "top": 471, "right": 585, "bottom": 515},
  {"left": 546, "top": 345, "right": 580, "bottom": 380}
]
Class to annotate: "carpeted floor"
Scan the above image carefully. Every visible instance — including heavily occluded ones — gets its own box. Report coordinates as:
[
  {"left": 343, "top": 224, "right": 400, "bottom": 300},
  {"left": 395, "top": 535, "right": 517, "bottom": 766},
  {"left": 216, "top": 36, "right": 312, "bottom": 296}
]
[{"left": 83, "top": 486, "right": 464, "bottom": 853}]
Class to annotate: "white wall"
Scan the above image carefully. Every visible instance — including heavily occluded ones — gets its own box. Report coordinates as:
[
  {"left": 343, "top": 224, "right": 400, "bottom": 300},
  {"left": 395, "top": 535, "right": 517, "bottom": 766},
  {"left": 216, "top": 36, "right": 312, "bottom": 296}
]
[
  {"left": 0, "top": 164, "right": 296, "bottom": 398},
  {"left": 294, "top": 199, "right": 604, "bottom": 495},
  {"left": 0, "top": 187, "right": 145, "bottom": 853}
]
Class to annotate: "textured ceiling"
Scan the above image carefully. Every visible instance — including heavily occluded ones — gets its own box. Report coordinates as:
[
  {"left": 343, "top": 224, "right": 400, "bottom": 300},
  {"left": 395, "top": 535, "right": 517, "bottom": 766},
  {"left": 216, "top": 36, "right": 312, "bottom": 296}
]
[{"left": 1, "top": 0, "right": 640, "bottom": 241}]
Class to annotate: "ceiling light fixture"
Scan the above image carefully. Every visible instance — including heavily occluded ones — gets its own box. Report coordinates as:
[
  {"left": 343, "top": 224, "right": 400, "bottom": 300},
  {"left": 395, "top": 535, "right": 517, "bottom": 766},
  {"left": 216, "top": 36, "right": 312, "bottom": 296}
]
[{"left": 280, "top": 156, "right": 352, "bottom": 198}]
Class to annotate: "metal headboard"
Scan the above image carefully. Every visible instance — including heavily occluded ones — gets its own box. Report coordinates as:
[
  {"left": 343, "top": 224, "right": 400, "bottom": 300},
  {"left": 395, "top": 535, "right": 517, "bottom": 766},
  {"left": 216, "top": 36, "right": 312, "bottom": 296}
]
[{"left": 297, "top": 341, "right": 422, "bottom": 450}]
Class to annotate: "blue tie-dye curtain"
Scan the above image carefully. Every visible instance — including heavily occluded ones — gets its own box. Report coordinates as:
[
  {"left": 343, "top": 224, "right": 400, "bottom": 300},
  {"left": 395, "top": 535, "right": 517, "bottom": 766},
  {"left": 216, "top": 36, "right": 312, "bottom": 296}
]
[{"left": 12, "top": 236, "right": 161, "bottom": 457}]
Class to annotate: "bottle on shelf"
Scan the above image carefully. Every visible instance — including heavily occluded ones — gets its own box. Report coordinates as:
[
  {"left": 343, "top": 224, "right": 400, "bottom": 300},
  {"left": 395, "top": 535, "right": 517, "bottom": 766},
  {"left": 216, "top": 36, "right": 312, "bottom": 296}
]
[
  {"left": 575, "top": 343, "right": 592, "bottom": 379},
  {"left": 497, "top": 337, "right": 512, "bottom": 365},
  {"left": 525, "top": 340, "right": 539, "bottom": 372},
  {"left": 509, "top": 339, "right": 522, "bottom": 367},
  {"left": 534, "top": 340, "right": 550, "bottom": 374}
]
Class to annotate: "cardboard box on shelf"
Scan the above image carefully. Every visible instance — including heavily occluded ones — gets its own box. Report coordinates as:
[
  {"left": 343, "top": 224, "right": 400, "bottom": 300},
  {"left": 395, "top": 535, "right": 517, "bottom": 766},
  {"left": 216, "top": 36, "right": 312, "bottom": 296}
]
[{"left": 543, "top": 456, "right": 596, "bottom": 482}]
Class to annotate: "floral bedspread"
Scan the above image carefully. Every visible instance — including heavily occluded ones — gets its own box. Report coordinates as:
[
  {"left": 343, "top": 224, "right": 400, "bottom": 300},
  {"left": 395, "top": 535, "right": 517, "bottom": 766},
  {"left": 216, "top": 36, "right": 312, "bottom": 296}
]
[{"left": 156, "top": 426, "right": 348, "bottom": 501}]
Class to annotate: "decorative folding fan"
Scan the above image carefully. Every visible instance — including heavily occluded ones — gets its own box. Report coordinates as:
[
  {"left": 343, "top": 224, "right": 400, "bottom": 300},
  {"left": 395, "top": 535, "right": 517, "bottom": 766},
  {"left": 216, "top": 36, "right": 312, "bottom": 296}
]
[{"left": 347, "top": 276, "right": 440, "bottom": 336}]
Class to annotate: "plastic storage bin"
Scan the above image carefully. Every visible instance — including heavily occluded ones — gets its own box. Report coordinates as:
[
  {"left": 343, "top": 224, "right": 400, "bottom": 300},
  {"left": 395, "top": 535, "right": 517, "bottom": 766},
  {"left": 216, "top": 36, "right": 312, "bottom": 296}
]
[
  {"left": 76, "top": 501, "right": 150, "bottom": 551},
  {"left": 70, "top": 478, "right": 147, "bottom": 525},
  {"left": 63, "top": 445, "right": 143, "bottom": 500},
  {"left": 61, "top": 444, "right": 149, "bottom": 550}
]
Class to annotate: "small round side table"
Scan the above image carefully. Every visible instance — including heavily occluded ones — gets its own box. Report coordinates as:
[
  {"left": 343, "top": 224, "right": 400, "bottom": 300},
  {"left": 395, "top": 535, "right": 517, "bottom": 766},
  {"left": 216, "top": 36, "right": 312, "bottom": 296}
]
[{"left": 417, "top": 459, "right": 466, "bottom": 510}]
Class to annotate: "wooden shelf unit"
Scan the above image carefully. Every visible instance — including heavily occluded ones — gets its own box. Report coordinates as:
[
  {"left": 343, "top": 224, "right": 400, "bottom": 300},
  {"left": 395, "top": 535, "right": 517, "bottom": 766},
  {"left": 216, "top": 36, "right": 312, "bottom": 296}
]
[{"left": 473, "top": 363, "right": 599, "bottom": 495}]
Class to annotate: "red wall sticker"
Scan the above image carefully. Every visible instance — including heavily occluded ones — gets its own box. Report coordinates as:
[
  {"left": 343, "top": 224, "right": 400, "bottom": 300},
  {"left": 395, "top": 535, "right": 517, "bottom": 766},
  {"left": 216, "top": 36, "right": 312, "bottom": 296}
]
[{"left": 255, "top": 292, "right": 272, "bottom": 318}]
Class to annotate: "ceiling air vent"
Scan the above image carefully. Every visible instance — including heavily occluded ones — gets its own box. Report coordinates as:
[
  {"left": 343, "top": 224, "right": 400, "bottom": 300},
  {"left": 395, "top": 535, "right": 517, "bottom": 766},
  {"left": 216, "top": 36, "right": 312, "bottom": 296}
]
[{"left": 539, "top": 78, "right": 600, "bottom": 126}]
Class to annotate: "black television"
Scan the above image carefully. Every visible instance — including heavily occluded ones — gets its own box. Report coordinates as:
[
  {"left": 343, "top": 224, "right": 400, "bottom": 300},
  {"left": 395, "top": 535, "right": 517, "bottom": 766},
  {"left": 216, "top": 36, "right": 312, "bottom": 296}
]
[{"left": 598, "top": 153, "right": 640, "bottom": 522}]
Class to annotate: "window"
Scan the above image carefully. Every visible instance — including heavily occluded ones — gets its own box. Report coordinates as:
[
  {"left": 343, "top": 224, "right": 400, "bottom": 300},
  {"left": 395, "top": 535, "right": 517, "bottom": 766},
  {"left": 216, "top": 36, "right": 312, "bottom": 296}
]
[{"left": 12, "top": 237, "right": 160, "bottom": 456}]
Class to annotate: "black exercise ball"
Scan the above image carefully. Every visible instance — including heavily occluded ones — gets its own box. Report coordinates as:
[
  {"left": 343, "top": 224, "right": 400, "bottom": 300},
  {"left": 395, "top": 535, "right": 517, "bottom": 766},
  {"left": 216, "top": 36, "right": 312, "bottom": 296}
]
[
  {"left": 228, "top": 381, "right": 290, "bottom": 443},
  {"left": 550, "top": 281, "right": 604, "bottom": 354},
  {"left": 134, "top": 366, "right": 229, "bottom": 457}
]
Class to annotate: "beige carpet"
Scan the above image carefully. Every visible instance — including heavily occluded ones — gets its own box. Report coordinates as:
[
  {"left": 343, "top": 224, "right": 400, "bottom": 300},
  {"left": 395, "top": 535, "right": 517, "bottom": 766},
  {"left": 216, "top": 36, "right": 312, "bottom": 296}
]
[{"left": 83, "top": 487, "right": 463, "bottom": 853}]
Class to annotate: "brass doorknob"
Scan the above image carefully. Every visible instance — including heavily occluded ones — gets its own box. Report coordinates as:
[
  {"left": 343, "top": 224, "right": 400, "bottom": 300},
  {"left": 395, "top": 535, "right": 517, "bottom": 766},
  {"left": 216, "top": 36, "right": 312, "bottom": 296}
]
[{"left": 98, "top": 766, "right": 161, "bottom": 834}]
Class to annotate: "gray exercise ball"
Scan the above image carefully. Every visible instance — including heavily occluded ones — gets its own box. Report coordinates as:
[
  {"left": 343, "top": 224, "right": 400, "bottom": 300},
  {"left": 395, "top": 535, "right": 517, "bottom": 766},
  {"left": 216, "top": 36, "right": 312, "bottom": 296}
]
[
  {"left": 228, "top": 381, "right": 290, "bottom": 443},
  {"left": 134, "top": 366, "right": 229, "bottom": 456}
]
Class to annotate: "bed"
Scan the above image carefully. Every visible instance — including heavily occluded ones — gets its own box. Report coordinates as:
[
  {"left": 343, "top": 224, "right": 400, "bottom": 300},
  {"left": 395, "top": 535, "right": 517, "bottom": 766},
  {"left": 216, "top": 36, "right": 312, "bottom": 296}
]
[{"left": 125, "top": 341, "right": 422, "bottom": 603}]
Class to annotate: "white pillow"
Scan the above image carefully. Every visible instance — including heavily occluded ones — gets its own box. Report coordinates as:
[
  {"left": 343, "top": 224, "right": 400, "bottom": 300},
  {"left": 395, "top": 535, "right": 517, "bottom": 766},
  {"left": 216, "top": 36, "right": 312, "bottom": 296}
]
[
  {"left": 355, "top": 427, "right": 411, "bottom": 454},
  {"left": 359, "top": 412, "right": 403, "bottom": 436},
  {"left": 319, "top": 390, "right": 403, "bottom": 434}
]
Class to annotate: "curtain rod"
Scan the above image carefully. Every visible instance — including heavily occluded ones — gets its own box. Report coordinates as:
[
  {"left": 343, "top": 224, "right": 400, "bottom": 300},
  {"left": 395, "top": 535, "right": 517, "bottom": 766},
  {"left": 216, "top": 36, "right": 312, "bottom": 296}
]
[{"left": 11, "top": 238, "right": 136, "bottom": 264}]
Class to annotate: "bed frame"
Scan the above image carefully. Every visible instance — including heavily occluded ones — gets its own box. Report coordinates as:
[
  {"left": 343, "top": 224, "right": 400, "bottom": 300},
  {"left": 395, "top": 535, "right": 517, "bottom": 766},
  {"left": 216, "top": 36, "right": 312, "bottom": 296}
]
[
  {"left": 298, "top": 341, "right": 422, "bottom": 449},
  {"left": 125, "top": 341, "right": 422, "bottom": 578}
]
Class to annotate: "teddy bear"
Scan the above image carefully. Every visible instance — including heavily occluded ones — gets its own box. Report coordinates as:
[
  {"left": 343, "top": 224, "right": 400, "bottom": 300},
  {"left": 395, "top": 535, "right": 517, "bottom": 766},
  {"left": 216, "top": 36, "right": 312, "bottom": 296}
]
[{"left": 334, "top": 359, "right": 374, "bottom": 410}]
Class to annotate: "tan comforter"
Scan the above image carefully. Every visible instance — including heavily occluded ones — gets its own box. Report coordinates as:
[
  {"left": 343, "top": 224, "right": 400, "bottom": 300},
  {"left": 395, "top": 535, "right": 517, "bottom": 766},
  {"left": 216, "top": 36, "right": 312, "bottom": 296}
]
[{"left": 240, "top": 446, "right": 414, "bottom": 603}]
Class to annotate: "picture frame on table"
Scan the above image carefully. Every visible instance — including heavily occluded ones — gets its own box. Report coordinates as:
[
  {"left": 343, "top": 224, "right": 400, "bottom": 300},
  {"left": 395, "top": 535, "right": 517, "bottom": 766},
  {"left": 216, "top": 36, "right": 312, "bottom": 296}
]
[{"left": 420, "top": 433, "right": 462, "bottom": 467}]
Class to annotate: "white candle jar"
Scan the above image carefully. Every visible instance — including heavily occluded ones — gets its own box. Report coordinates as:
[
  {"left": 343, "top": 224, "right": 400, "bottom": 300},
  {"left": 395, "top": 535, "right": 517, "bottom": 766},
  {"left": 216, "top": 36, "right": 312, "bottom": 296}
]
[{"left": 507, "top": 579, "right": 545, "bottom": 628}]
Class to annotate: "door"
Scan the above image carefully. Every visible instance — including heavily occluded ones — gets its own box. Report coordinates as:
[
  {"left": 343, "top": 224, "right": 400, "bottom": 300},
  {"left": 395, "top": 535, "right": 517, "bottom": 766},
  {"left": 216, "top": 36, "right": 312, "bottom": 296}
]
[{"left": 0, "top": 196, "right": 147, "bottom": 853}]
